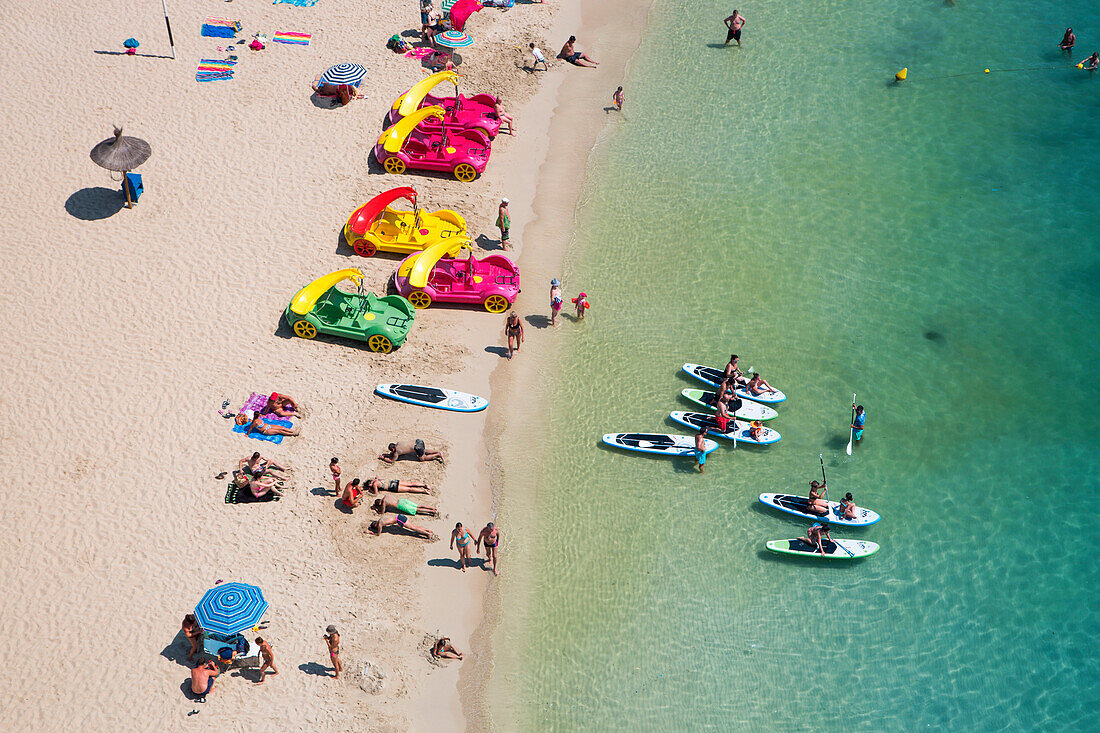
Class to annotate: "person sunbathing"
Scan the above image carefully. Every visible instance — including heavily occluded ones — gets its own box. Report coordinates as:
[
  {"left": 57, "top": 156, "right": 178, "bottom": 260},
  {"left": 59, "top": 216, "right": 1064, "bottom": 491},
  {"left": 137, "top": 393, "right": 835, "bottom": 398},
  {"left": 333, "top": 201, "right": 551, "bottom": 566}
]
[
  {"left": 366, "top": 515, "right": 433, "bottom": 539},
  {"left": 365, "top": 477, "right": 433, "bottom": 495},
  {"left": 236, "top": 412, "right": 300, "bottom": 437},
  {"left": 239, "top": 451, "right": 287, "bottom": 479},
  {"left": 432, "top": 637, "right": 463, "bottom": 660},
  {"left": 558, "top": 36, "right": 598, "bottom": 67},
  {"left": 262, "top": 392, "right": 300, "bottom": 419},
  {"left": 372, "top": 495, "right": 438, "bottom": 517},
  {"left": 378, "top": 439, "right": 443, "bottom": 463}
]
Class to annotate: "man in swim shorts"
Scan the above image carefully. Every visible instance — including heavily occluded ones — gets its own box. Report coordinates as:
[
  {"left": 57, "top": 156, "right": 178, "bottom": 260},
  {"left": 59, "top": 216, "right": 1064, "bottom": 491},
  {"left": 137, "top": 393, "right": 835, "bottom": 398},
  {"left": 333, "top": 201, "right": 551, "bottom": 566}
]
[
  {"left": 724, "top": 10, "right": 746, "bottom": 47},
  {"left": 378, "top": 439, "right": 444, "bottom": 463},
  {"left": 694, "top": 427, "right": 708, "bottom": 473},
  {"left": 364, "top": 477, "right": 433, "bottom": 494},
  {"left": 191, "top": 660, "right": 220, "bottom": 702},
  {"left": 558, "top": 36, "right": 598, "bottom": 67},
  {"left": 851, "top": 404, "right": 866, "bottom": 442},
  {"left": 477, "top": 522, "right": 501, "bottom": 576},
  {"left": 529, "top": 43, "right": 549, "bottom": 72},
  {"left": 497, "top": 198, "right": 511, "bottom": 248}
]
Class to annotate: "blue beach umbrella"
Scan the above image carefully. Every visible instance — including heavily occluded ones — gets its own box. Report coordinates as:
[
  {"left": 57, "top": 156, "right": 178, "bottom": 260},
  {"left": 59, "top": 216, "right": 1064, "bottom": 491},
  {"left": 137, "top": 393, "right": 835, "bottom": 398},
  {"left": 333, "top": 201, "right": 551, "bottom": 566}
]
[
  {"left": 194, "top": 582, "right": 268, "bottom": 637},
  {"left": 319, "top": 62, "right": 366, "bottom": 87},
  {"left": 435, "top": 30, "right": 473, "bottom": 50}
]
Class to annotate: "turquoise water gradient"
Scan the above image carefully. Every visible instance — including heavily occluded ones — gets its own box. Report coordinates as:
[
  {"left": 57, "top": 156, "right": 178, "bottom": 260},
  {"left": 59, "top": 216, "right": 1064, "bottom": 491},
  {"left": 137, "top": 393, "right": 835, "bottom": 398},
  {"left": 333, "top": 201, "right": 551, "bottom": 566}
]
[{"left": 489, "top": 1, "right": 1100, "bottom": 729}]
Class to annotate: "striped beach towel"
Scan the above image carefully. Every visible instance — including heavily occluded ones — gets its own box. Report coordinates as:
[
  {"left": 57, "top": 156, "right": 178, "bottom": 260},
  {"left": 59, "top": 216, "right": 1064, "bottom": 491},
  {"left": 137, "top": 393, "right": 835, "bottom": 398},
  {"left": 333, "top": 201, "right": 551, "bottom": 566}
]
[
  {"left": 197, "top": 58, "right": 236, "bottom": 82},
  {"left": 201, "top": 17, "right": 242, "bottom": 38},
  {"left": 272, "top": 31, "right": 312, "bottom": 46},
  {"left": 273, "top": 0, "right": 319, "bottom": 6}
]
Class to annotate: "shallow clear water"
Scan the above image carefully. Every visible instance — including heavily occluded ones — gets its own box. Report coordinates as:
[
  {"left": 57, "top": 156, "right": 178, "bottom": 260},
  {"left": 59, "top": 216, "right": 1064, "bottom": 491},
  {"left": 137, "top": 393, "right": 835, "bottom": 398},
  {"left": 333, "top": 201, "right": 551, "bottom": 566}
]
[{"left": 490, "top": 1, "right": 1100, "bottom": 729}]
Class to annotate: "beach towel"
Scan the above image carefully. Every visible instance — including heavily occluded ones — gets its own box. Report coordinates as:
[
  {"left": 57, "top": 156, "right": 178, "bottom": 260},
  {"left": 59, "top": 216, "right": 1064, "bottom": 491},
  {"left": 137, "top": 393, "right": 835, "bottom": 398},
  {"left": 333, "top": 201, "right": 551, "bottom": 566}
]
[
  {"left": 273, "top": 0, "right": 319, "bottom": 6},
  {"left": 202, "top": 18, "right": 242, "bottom": 38},
  {"left": 225, "top": 481, "right": 280, "bottom": 504},
  {"left": 405, "top": 47, "right": 437, "bottom": 59},
  {"left": 232, "top": 417, "right": 292, "bottom": 443},
  {"left": 197, "top": 72, "right": 234, "bottom": 82},
  {"left": 197, "top": 58, "right": 236, "bottom": 82},
  {"left": 241, "top": 392, "right": 269, "bottom": 412},
  {"left": 272, "top": 31, "right": 312, "bottom": 46}
]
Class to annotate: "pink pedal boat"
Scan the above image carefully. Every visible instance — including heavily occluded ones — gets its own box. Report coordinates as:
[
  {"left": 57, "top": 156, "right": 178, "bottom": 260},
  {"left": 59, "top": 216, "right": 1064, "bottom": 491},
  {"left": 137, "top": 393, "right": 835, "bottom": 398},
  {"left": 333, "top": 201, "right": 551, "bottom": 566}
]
[
  {"left": 374, "top": 106, "right": 491, "bottom": 183},
  {"left": 386, "top": 70, "right": 502, "bottom": 139},
  {"left": 393, "top": 237, "right": 520, "bottom": 313}
]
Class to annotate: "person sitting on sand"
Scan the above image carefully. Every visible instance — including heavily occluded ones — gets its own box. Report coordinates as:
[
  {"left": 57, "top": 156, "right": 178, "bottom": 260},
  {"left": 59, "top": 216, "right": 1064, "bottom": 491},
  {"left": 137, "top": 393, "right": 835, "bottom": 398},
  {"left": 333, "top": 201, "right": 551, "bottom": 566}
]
[
  {"left": 366, "top": 515, "right": 434, "bottom": 539},
  {"left": 340, "top": 478, "right": 363, "bottom": 509},
  {"left": 745, "top": 372, "right": 776, "bottom": 397},
  {"left": 372, "top": 495, "right": 438, "bottom": 516},
  {"left": 807, "top": 480, "right": 829, "bottom": 516},
  {"left": 182, "top": 614, "right": 203, "bottom": 661},
  {"left": 311, "top": 76, "right": 365, "bottom": 106},
  {"left": 489, "top": 97, "right": 514, "bottom": 135},
  {"left": 236, "top": 411, "right": 301, "bottom": 437},
  {"left": 250, "top": 474, "right": 284, "bottom": 500},
  {"left": 262, "top": 392, "right": 300, "bottom": 419},
  {"left": 240, "top": 452, "right": 287, "bottom": 479},
  {"left": 365, "top": 477, "right": 433, "bottom": 495},
  {"left": 558, "top": 36, "right": 598, "bottom": 67},
  {"left": 379, "top": 439, "right": 443, "bottom": 463},
  {"left": 191, "top": 660, "right": 220, "bottom": 702},
  {"left": 432, "top": 637, "right": 463, "bottom": 660}
]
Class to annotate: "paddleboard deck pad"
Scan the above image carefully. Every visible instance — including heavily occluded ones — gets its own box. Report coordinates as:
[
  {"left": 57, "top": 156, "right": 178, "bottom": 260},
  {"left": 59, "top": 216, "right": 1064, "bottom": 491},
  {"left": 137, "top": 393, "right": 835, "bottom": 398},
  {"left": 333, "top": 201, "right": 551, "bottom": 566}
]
[
  {"left": 602, "top": 433, "right": 718, "bottom": 457},
  {"left": 758, "top": 493, "right": 880, "bottom": 526},
  {"left": 680, "top": 389, "right": 779, "bottom": 421},
  {"left": 669, "top": 411, "right": 781, "bottom": 445},
  {"left": 765, "top": 538, "right": 879, "bottom": 559},
  {"left": 681, "top": 363, "right": 787, "bottom": 404},
  {"left": 375, "top": 383, "right": 488, "bottom": 412}
]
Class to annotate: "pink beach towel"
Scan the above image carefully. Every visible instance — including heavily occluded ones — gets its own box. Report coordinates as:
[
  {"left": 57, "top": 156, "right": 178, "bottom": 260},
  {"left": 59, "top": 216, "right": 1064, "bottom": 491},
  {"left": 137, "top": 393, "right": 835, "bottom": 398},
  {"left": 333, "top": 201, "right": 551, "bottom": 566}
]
[{"left": 405, "top": 47, "right": 437, "bottom": 59}]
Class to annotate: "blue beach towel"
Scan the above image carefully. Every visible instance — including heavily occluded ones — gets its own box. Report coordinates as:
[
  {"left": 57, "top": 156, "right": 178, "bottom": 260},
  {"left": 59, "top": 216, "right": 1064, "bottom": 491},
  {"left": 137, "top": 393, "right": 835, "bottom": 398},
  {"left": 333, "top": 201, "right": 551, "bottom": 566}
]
[
  {"left": 232, "top": 417, "right": 293, "bottom": 443},
  {"left": 273, "top": 0, "right": 319, "bottom": 6}
]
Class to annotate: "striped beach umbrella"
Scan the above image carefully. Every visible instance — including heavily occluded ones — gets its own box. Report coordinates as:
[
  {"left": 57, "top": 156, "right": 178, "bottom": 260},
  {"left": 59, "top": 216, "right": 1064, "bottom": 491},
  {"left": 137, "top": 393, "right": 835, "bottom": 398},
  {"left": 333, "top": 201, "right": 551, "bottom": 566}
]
[
  {"left": 194, "top": 582, "right": 268, "bottom": 638},
  {"left": 319, "top": 62, "right": 366, "bottom": 87},
  {"left": 440, "top": 0, "right": 458, "bottom": 11},
  {"left": 435, "top": 30, "right": 473, "bottom": 50}
]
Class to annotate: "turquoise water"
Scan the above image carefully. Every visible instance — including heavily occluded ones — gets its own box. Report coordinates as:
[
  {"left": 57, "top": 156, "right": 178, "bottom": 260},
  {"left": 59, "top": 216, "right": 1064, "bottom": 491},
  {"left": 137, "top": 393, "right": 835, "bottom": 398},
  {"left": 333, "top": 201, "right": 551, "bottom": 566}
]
[{"left": 489, "top": 1, "right": 1100, "bottom": 729}]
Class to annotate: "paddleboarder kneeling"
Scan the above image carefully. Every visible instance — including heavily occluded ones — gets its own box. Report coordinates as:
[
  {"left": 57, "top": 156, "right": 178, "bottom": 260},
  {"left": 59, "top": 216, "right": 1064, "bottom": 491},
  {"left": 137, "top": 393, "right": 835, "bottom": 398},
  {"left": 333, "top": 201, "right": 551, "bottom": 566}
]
[
  {"left": 804, "top": 522, "right": 832, "bottom": 556},
  {"left": 694, "top": 427, "right": 708, "bottom": 473},
  {"left": 851, "top": 405, "right": 866, "bottom": 443},
  {"left": 807, "top": 480, "right": 829, "bottom": 516}
]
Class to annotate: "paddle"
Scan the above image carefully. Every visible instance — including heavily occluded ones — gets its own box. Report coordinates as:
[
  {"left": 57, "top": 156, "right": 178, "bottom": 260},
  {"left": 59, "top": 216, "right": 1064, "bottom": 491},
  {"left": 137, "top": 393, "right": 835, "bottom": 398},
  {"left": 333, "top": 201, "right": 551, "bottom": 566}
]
[
  {"left": 819, "top": 454, "right": 853, "bottom": 556},
  {"left": 845, "top": 393, "right": 857, "bottom": 456}
]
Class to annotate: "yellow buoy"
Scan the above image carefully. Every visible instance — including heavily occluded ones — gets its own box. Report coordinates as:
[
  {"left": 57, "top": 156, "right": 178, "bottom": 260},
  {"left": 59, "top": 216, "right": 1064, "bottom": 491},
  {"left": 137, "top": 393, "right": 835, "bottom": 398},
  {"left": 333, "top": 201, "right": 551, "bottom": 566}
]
[
  {"left": 984, "top": 69, "right": 990, "bottom": 73},
  {"left": 1077, "top": 63, "right": 1085, "bottom": 69},
  {"left": 894, "top": 67, "right": 908, "bottom": 82}
]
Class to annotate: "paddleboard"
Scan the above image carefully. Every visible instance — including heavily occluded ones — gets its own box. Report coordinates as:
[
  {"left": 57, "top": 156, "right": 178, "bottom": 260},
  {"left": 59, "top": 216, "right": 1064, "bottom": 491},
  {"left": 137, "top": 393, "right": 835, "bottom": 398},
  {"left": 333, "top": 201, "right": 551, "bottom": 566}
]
[
  {"left": 765, "top": 538, "right": 879, "bottom": 559},
  {"left": 758, "top": 493, "right": 880, "bottom": 526},
  {"left": 681, "top": 363, "right": 787, "bottom": 404},
  {"left": 680, "top": 389, "right": 779, "bottom": 421},
  {"left": 601, "top": 433, "right": 718, "bottom": 457},
  {"left": 375, "top": 383, "right": 488, "bottom": 412},
  {"left": 669, "top": 411, "right": 781, "bottom": 445}
]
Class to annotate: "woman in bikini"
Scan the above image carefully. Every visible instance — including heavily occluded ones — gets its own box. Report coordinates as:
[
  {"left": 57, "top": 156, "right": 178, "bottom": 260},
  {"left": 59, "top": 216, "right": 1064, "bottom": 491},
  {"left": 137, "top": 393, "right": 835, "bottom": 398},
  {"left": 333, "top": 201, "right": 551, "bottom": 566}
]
[
  {"left": 432, "top": 637, "right": 463, "bottom": 660},
  {"left": 182, "top": 614, "right": 203, "bottom": 661},
  {"left": 450, "top": 522, "right": 474, "bottom": 572},
  {"left": 372, "top": 495, "right": 438, "bottom": 516},
  {"left": 839, "top": 492, "right": 856, "bottom": 520},
  {"left": 364, "top": 477, "right": 432, "bottom": 495},
  {"left": 807, "top": 480, "right": 829, "bottom": 516},
  {"left": 746, "top": 372, "right": 776, "bottom": 397},
  {"left": 505, "top": 312, "right": 524, "bottom": 359},
  {"left": 366, "top": 515, "right": 433, "bottom": 539}
]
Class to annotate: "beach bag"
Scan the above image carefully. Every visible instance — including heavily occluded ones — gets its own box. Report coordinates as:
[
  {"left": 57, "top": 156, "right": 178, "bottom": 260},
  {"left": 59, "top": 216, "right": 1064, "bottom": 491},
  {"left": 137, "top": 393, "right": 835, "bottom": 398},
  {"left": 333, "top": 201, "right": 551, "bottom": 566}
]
[{"left": 386, "top": 35, "right": 409, "bottom": 53}]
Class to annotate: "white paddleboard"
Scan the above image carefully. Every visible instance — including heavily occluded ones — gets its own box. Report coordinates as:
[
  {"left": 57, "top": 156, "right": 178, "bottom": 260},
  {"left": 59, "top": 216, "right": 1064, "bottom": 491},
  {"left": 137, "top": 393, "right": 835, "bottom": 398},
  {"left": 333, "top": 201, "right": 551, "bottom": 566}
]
[
  {"left": 375, "top": 383, "right": 488, "bottom": 412},
  {"left": 758, "top": 493, "right": 880, "bottom": 526},
  {"left": 602, "top": 433, "right": 718, "bottom": 457},
  {"left": 669, "top": 411, "right": 781, "bottom": 445},
  {"left": 681, "top": 363, "right": 787, "bottom": 404}
]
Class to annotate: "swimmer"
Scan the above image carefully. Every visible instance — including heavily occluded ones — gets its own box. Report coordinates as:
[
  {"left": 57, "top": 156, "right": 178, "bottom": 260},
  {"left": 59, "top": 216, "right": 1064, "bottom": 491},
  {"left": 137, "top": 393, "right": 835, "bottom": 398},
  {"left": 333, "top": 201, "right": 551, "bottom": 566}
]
[
  {"left": 1059, "top": 28, "right": 1075, "bottom": 54},
  {"left": 571, "top": 292, "right": 590, "bottom": 320}
]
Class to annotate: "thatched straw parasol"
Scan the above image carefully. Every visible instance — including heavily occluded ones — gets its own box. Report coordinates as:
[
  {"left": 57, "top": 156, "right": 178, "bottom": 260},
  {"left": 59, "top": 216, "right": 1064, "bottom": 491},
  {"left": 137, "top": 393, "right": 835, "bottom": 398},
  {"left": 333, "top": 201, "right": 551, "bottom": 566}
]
[{"left": 90, "top": 127, "right": 151, "bottom": 208}]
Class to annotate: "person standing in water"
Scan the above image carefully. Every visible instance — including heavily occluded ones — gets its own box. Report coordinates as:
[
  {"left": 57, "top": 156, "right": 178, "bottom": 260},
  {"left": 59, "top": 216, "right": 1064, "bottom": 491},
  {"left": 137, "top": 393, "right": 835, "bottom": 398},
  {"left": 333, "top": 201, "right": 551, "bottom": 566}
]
[
  {"left": 694, "top": 427, "right": 709, "bottom": 473},
  {"left": 476, "top": 522, "right": 501, "bottom": 576},
  {"left": 612, "top": 86, "right": 624, "bottom": 111},
  {"left": 723, "top": 10, "right": 746, "bottom": 47},
  {"left": 549, "top": 279, "right": 564, "bottom": 327},
  {"left": 571, "top": 292, "right": 590, "bottom": 320},
  {"left": 1059, "top": 28, "right": 1075, "bottom": 54},
  {"left": 496, "top": 198, "right": 511, "bottom": 249},
  {"left": 851, "top": 404, "right": 866, "bottom": 443},
  {"left": 1080, "top": 52, "right": 1100, "bottom": 71}
]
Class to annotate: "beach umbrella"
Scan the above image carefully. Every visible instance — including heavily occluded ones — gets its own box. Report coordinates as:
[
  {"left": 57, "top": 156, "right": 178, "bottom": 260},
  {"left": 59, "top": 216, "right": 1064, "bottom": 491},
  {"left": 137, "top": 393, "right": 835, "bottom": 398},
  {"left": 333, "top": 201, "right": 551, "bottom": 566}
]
[
  {"left": 194, "top": 582, "right": 269, "bottom": 638},
  {"left": 440, "top": 0, "right": 459, "bottom": 12},
  {"left": 319, "top": 62, "right": 366, "bottom": 87},
  {"left": 90, "top": 126, "right": 151, "bottom": 208},
  {"left": 448, "top": 0, "right": 482, "bottom": 32},
  {"left": 435, "top": 30, "right": 473, "bottom": 50}
]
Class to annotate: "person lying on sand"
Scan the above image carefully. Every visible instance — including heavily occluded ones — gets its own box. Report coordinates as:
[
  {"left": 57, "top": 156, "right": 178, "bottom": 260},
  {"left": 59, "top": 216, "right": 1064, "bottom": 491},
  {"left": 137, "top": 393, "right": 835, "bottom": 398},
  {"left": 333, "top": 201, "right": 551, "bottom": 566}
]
[
  {"left": 365, "top": 477, "right": 432, "bottom": 495},
  {"left": 340, "top": 478, "right": 363, "bottom": 509},
  {"left": 236, "top": 412, "right": 301, "bottom": 437},
  {"left": 240, "top": 451, "right": 287, "bottom": 479},
  {"left": 191, "top": 660, "right": 220, "bottom": 702},
  {"left": 558, "top": 36, "right": 598, "bottom": 67},
  {"left": 432, "top": 637, "right": 463, "bottom": 660},
  {"left": 378, "top": 439, "right": 443, "bottom": 463},
  {"left": 366, "top": 515, "right": 434, "bottom": 539},
  {"left": 262, "top": 392, "right": 300, "bottom": 419},
  {"left": 372, "top": 495, "right": 438, "bottom": 517}
]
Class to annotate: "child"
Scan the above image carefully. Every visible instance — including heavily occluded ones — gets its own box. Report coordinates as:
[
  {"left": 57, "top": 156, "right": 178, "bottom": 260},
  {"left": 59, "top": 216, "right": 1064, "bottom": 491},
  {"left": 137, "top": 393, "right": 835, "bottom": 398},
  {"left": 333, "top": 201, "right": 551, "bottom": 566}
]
[
  {"left": 497, "top": 198, "right": 511, "bottom": 249},
  {"left": 529, "top": 43, "right": 549, "bottom": 71},
  {"left": 571, "top": 292, "right": 589, "bottom": 320},
  {"left": 324, "top": 626, "right": 342, "bottom": 679},
  {"left": 255, "top": 637, "right": 278, "bottom": 683},
  {"left": 613, "top": 86, "right": 624, "bottom": 111},
  {"left": 329, "top": 457, "right": 341, "bottom": 496},
  {"left": 549, "top": 279, "right": 563, "bottom": 327},
  {"left": 749, "top": 420, "right": 765, "bottom": 441}
]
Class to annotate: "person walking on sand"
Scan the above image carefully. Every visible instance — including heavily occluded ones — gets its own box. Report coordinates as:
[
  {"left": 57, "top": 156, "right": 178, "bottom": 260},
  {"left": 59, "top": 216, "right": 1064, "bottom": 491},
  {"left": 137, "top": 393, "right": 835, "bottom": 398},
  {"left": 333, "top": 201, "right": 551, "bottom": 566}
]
[
  {"left": 613, "top": 86, "right": 624, "bottom": 111},
  {"left": 694, "top": 427, "right": 708, "bottom": 473},
  {"left": 529, "top": 43, "right": 550, "bottom": 72},
  {"left": 724, "top": 10, "right": 746, "bottom": 47},
  {"left": 182, "top": 614, "right": 203, "bottom": 661},
  {"left": 549, "top": 279, "right": 564, "bottom": 327},
  {"left": 1059, "top": 28, "right": 1075, "bottom": 54},
  {"left": 451, "top": 522, "right": 475, "bottom": 572},
  {"left": 571, "top": 292, "right": 590, "bottom": 320},
  {"left": 255, "top": 637, "right": 278, "bottom": 683},
  {"left": 324, "top": 626, "right": 342, "bottom": 679},
  {"left": 191, "top": 660, "right": 219, "bottom": 702},
  {"left": 365, "top": 477, "right": 433, "bottom": 495},
  {"left": 476, "top": 522, "right": 501, "bottom": 575},
  {"left": 497, "top": 198, "right": 511, "bottom": 249},
  {"left": 505, "top": 311, "right": 524, "bottom": 359},
  {"left": 329, "top": 457, "right": 341, "bottom": 496}
]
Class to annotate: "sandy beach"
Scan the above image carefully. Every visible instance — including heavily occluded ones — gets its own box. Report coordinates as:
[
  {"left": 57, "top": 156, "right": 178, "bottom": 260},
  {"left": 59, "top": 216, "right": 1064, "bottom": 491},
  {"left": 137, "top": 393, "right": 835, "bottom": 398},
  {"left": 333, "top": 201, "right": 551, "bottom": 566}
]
[{"left": 0, "top": 0, "right": 650, "bottom": 730}]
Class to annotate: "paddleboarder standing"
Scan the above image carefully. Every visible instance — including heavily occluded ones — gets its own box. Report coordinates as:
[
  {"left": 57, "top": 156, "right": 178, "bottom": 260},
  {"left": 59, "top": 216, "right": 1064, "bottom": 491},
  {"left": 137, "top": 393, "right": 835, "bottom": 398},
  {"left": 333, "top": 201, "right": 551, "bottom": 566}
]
[{"left": 851, "top": 404, "right": 866, "bottom": 444}]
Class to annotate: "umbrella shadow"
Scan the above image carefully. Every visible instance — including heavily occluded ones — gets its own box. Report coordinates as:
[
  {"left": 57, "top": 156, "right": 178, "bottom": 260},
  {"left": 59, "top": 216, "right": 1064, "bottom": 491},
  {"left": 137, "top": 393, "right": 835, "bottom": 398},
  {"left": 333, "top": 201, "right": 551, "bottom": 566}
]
[
  {"left": 161, "top": 630, "right": 196, "bottom": 668},
  {"left": 65, "top": 187, "right": 125, "bottom": 220},
  {"left": 309, "top": 93, "right": 344, "bottom": 109}
]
